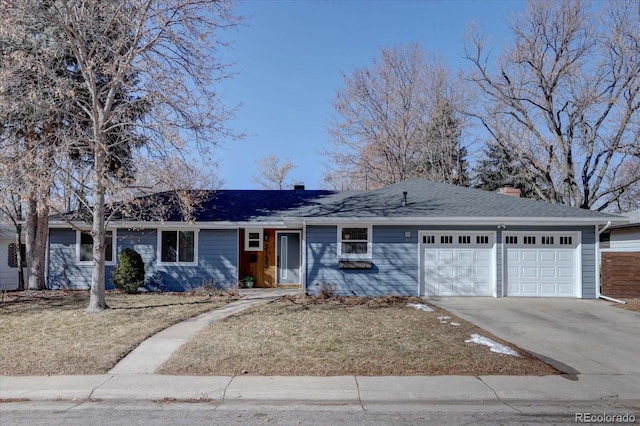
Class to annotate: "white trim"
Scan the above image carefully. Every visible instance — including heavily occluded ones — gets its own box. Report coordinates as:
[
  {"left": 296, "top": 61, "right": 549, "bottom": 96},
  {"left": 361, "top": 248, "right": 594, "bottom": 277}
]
[
  {"left": 156, "top": 228, "right": 199, "bottom": 267},
  {"left": 244, "top": 228, "right": 264, "bottom": 251},
  {"left": 302, "top": 221, "right": 307, "bottom": 291},
  {"left": 76, "top": 229, "right": 117, "bottom": 266},
  {"left": 48, "top": 216, "right": 625, "bottom": 229},
  {"left": 337, "top": 225, "right": 373, "bottom": 260}
]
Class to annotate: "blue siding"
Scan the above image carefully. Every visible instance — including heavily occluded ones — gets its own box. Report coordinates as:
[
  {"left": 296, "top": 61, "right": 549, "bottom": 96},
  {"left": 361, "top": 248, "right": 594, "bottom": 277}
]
[
  {"left": 581, "top": 226, "right": 597, "bottom": 299},
  {"left": 47, "top": 228, "right": 114, "bottom": 290},
  {"left": 306, "top": 225, "right": 419, "bottom": 296},
  {"left": 48, "top": 228, "right": 239, "bottom": 292},
  {"left": 116, "top": 228, "right": 238, "bottom": 292}
]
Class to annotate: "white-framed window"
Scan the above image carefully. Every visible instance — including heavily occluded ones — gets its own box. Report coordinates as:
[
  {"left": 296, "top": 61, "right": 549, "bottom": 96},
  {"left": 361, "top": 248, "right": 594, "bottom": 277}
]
[
  {"left": 77, "top": 230, "right": 116, "bottom": 265},
  {"left": 505, "top": 236, "right": 518, "bottom": 244},
  {"left": 524, "top": 236, "right": 536, "bottom": 245},
  {"left": 8, "top": 243, "right": 26, "bottom": 268},
  {"left": 542, "top": 236, "right": 554, "bottom": 245},
  {"left": 337, "top": 225, "right": 372, "bottom": 259},
  {"left": 440, "top": 235, "right": 453, "bottom": 244},
  {"left": 477, "top": 235, "right": 489, "bottom": 245},
  {"left": 560, "top": 236, "right": 573, "bottom": 245},
  {"left": 423, "top": 235, "right": 435, "bottom": 244},
  {"left": 458, "top": 235, "right": 471, "bottom": 244},
  {"left": 244, "top": 228, "right": 264, "bottom": 251},
  {"left": 158, "top": 229, "right": 198, "bottom": 265}
]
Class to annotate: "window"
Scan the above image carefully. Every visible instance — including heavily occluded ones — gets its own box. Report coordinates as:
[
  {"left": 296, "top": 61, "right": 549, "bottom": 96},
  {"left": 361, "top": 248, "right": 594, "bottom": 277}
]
[
  {"left": 560, "top": 236, "right": 573, "bottom": 245},
  {"left": 477, "top": 235, "right": 489, "bottom": 245},
  {"left": 524, "top": 236, "right": 536, "bottom": 245},
  {"left": 505, "top": 236, "right": 517, "bottom": 244},
  {"left": 542, "top": 236, "right": 554, "bottom": 245},
  {"left": 244, "top": 228, "right": 263, "bottom": 251},
  {"left": 159, "top": 230, "right": 196, "bottom": 264},
  {"left": 338, "top": 226, "right": 372, "bottom": 259},
  {"left": 423, "top": 235, "right": 435, "bottom": 244},
  {"left": 459, "top": 235, "right": 471, "bottom": 244},
  {"left": 440, "top": 235, "right": 453, "bottom": 244},
  {"left": 8, "top": 243, "right": 26, "bottom": 268},
  {"left": 77, "top": 230, "right": 115, "bottom": 264}
]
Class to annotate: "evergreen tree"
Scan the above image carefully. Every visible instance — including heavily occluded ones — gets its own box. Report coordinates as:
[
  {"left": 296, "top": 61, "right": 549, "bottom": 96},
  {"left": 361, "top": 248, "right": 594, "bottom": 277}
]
[{"left": 473, "top": 141, "right": 540, "bottom": 199}]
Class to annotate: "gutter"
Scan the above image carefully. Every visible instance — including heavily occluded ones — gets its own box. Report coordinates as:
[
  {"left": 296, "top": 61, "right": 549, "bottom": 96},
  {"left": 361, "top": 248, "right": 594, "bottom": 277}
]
[{"left": 595, "top": 221, "right": 627, "bottom": 303}]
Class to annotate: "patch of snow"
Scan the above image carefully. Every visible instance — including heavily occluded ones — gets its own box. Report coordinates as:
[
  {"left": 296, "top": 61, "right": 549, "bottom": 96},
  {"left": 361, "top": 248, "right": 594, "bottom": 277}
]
[
  {"left": 450, "top": 322, "right": 460, "bottom": 326},
  {"left": 407, "top": 303, "right": 434, "bottom": 312},
  {"left": 437, "top": 315, "right": 450, "bottom": 321},
  {"left": 465, "top": 334, "right": 520, "bottom": 357}
]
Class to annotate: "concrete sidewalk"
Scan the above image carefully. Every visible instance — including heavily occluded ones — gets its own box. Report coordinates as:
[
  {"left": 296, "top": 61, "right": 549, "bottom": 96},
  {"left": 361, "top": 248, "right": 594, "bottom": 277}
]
[{"left": 2, "top": 373, "right": 639, "bottom": 406}]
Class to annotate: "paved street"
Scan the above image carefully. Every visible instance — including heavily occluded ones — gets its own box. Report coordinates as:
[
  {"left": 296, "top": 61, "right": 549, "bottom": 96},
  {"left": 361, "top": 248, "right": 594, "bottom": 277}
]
[{"left": 2, "top": 400, "right": 638, "bottom": 426}]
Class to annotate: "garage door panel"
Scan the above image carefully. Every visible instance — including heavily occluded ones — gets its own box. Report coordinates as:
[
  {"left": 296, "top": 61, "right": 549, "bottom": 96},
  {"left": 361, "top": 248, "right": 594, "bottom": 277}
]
[
  {"left": 540, "top": 251, "right": 556, "bottom": 261},
  {"left": 458, "top": 251, "right": 472, "bottom": 261},
  {"left": 540, "top": 283, "right": 556, "bottom": 294},
  {"left": 505, "top": 233, "right": 579, "bottom": 297},
  {"left": 559, "top": 251, "right": 574, "bottom": 262},
  {"left": 559, "top": 284, "right": 575, "bottom": 294},
  {"left": 421, "top": 232, "right": 495, "bottom": 297},
  {"left": 540, "top": 267, "right": 556, "bottom": 278}
]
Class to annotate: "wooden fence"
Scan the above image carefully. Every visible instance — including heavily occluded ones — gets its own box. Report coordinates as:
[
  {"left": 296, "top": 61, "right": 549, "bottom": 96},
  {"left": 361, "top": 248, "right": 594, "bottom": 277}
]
[{"left": 601, "top": 252, "right": 640, "bottom": 298}]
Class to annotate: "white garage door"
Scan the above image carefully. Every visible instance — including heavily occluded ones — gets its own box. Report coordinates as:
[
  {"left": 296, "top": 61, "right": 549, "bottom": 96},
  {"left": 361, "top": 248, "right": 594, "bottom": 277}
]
[
  {"left": 504, "top": 232, "right": 580, "bottom": 297},
  {"left": 420, "top": 232, "right": 496, "bottom": 296}
]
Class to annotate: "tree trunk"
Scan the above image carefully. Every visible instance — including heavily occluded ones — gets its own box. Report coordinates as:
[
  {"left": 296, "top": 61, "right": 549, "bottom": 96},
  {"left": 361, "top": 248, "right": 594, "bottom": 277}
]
[
  {"left": 15, "top": 224, "right": 24, "bottom": 291},
  {"left": 86, "top": 146, "right": 108, "bottom": 312},
  {"left": 25, "top": 197, "right": 48, "bottom": 290}
]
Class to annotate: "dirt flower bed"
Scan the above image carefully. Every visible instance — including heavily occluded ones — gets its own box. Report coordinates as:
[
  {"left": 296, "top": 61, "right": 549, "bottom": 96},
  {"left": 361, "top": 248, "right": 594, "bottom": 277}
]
[
  {"left": 0, "top": 289, "right": 236, "bottom": 376},
  {"left": 158, "top": 295, "right": 558, "bottom": 376},
  {"left": 620, "top": 298, "right": 640, "bottom": 312}
]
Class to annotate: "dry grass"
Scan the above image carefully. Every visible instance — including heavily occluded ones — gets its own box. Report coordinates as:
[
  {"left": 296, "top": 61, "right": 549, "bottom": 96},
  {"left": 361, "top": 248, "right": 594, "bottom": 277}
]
[
  {"left": 0, "top": 290, "right": 236, "bottom": 375},
  {"left": 621, "top": 298, "right": 640, "bottom": 312},
  {"left": 158, "top": 295, "right": 557, "bottom": 376}
]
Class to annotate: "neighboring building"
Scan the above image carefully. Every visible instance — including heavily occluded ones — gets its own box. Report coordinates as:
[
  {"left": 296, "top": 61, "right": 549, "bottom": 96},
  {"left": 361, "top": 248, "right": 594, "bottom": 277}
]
[
  {"left": 47, "top": 179, "right": 625, "bottom": 298},
  {"left": 0, "top": 223, "right": 27, "bottom": 291},
  {"left": 600, "top": 209, "right": 640, "bottom": 298}
]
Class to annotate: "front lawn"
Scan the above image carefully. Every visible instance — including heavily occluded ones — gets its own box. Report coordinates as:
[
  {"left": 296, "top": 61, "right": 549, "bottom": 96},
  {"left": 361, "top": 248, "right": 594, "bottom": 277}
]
[
  {"left": 158, "top": 295, "right": 557, "bottom": 376},
  {"left": 0, "top": 290, "right": 235, "bottom": 375}
]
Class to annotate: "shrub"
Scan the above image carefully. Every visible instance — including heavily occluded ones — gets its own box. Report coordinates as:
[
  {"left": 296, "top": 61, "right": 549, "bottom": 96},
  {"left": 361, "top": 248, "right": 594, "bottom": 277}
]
[{"left": 112, "top": 248, "right": 145, "bottom": 294}]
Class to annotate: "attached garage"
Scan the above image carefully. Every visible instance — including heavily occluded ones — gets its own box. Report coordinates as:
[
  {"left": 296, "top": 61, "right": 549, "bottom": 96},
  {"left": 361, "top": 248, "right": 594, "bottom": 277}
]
[
  {"left": 420, "top": 231, "right": 496, "bottom": 296},
  {"left": 504, "top": 232, "right": 581, "bottom": 297}
]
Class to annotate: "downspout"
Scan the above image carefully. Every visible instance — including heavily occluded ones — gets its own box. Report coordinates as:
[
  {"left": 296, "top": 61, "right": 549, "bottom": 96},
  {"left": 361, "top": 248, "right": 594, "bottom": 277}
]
[
  {"left": 596, "top": 222, "right": 626, "bottom": 304},
  {"left": 302, "top": 220, "right": 307, "bottom": 294}
]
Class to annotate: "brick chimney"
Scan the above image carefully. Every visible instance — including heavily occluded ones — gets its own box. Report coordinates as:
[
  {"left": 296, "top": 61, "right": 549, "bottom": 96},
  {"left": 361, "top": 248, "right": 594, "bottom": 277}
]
[{"left": 498, "top": 186, "right": 521, "bottom": 198}]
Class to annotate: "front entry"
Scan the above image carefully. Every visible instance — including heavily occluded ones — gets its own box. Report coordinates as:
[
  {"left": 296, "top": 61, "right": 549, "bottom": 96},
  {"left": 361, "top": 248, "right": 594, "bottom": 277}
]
[{"left": 276, "top": 231, "right": 301, "bottom": 285}]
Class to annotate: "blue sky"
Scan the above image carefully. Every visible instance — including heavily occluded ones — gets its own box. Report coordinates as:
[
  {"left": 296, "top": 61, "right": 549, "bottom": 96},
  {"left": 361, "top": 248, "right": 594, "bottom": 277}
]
[{"left": 216, "top": 0, "right": 525, "bottom": 189}]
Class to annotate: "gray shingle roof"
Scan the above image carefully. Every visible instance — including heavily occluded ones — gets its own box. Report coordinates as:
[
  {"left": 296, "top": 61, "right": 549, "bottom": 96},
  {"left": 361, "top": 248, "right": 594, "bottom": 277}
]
[
  {"left": 99, "top": 178, "right": 620, "bottom": 223},
  {"left": 287, "top": 179, "right": 621, "bottom": 220}
]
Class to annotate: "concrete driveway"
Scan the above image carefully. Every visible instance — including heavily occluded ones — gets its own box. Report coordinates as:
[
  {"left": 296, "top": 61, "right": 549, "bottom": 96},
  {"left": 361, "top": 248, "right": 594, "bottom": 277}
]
[{"left": 429, "top": 298, "right": 640, "bottom": 375}]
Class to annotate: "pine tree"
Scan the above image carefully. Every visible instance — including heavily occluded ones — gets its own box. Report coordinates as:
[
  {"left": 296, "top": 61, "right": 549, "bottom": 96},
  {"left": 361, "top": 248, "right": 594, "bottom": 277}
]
[{"left": 473, "top": 142, "right": 540, "bottom": 199}]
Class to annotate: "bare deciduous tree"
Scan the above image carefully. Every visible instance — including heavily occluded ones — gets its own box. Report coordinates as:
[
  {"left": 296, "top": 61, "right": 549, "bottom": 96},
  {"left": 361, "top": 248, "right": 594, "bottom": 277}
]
[
  {"left": 465, "top": 0, "right": 640, "bottom": 211},
  {"left": 1, "top": 0, "right": 240, "bottom": 311},
  {"left": 326, "top": 43, "right": 470, "bottom": 189},
  {"left": 251, "top": 154, "right": 297, "bottom": 190}
]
